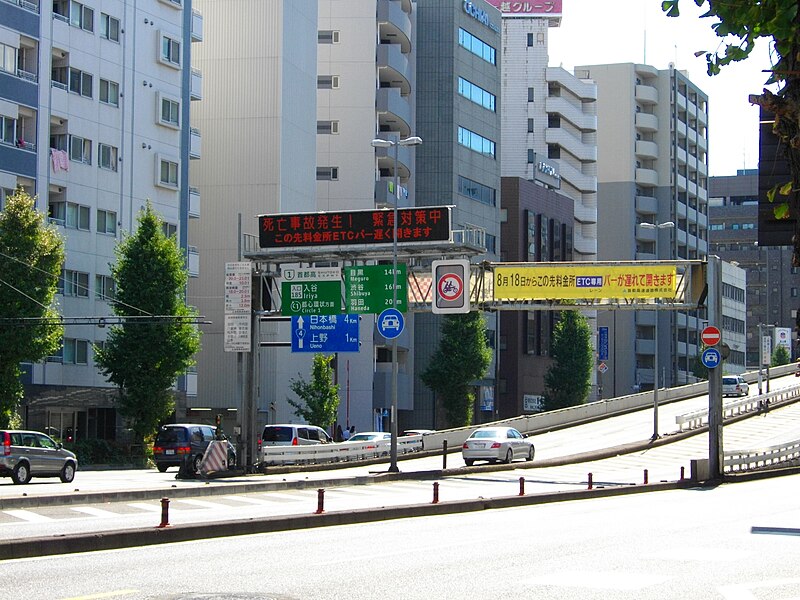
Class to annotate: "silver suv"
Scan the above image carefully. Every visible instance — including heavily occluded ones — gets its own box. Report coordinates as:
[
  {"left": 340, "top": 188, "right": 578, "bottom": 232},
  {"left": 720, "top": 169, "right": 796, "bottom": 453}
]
[{"left": 0, "top": 430, "right": 78, "bottom": 484}]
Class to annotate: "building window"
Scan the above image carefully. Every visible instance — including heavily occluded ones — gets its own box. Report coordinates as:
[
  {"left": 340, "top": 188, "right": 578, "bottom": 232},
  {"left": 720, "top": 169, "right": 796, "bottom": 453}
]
[
  {"left": 528, "top": 87, "right": 534, "bottom": 102},
  {"left": 95, "top": 275, "right": 116, "bottom": 301},
  {"left": 63, "top": 269, "right": 89, "bottom": 297},
  {"left": 316, "top": 167, "right": 339, "bottom": 181},
  {"left": 100, "top": 13, "right": 120, "bottom": 42},
  {"left": 69, "top": 68, "right": 93, "bottom": 98},
  {"left": 63, "top": 338, "right": 89, "bottom": 364},
  {"left": 458, "top": 77, "right": 496, "bottom": 112},
  {"left": 162, "top": 222, "right": 177, "bottom": 238},
  {"left": 527, "top": 118, "right": 534, "bottom": 133},
  {"left": 97, "top": 209, "right": 117, "bottom": 235},
  {"left": 1, "top": 43, "right": 16, "bottom": 75},
  {"left": 159, "top": 96, "right": 180, "bottom": 128},
  {"left": 69, "top": 135, "right": 92, "bottom": 164},
  {"left": 318, "top": 30, "right": 339, "bottom": 44},
  {"left": 317, "top": 120, "right": 339, "bottom": 134},
  {"left": 548, "top": 114, "right": 561, "bottom": 128},
  {"left": 527, "top": 149, "right": 535, "bottom": 164},
  {"left": 99, "top": 78, "right": 119, "bottom": 106},
  {"left": 317, "top": 75, "right": 340, "bottom": 89},
  {"left": 547, "top": 144, "right": 560, "bottom": 159},
  {"left": 160, "top": 34, "right": 181, "bottom": 67},
  {"left": 69, "top": 1, "right": 94, "bottom": 32},
  {"left": 158, "top": 157, "right": 179, "bottom": 188},
  {"left": 0, "top": 115, "right": 16, "bottom": 144},
  {"left": 458, "top": 126, "right": 496, "bottom": 158},
  {"left": 98, "top": 143, "right": 118, "bottom": 171},
  {"left": 458, "top": 176, "right": 496, "bottom": 206},
  {"left": 458, "top": 28, "right": 496, "bottom": 65},
  {"left": 66, "top": 202, "right": 90, "bottom": 230},
  {"left": 527, "top": 33, "right": 534, "bottom": 47},
  {"left": 485, "top": 233, "right": 497, "bottom": 254}
]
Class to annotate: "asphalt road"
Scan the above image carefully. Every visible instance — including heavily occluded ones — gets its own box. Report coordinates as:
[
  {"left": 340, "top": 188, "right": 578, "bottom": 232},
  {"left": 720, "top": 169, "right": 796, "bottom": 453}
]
[{"left": 4, "top": 474, "right": 800, "bottom": 599}]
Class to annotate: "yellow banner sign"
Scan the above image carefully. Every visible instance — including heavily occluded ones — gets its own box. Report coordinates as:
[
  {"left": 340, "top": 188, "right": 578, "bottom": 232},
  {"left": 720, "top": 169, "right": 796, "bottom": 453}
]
[{"left": 494, "top": 265, "right": 678, "bottom": 300}]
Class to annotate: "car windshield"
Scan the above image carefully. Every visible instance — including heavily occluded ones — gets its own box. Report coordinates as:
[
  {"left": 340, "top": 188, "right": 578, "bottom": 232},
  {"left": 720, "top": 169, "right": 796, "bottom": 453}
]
[
  {"left": 471, "top": 429, "right": 501, "bottom": 439},
  {"left": 263, "top": 426, "right": 293, "bottom": 442},
  {"left": 156, "top": 428, "right": 187, "bottom": 443},
  {"left": 723, "top": 377, "right": 737, "bottom": 385}
]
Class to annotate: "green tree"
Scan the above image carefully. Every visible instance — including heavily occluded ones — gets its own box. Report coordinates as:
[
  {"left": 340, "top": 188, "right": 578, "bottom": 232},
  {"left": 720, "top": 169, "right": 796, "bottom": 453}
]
[
  {"left": 287, "top": 353, "right": 340, "bottom": 428},
  {"left": 544, "top": 311, "right": 593, "bottom": 411},
  {"left": 771, "top": 344, "right": 791, "bottom": 366},
  {"left": 421, "top": 311, "right": 492, "bottom": 428},
  {"left": 0, "top": 188, "right": 64, "bottom": 426},
  {"left": 95, "top": 202, "right": 200, "bottom": 444},
  {"left": 691, "top": 352, "right": 709, "bottom": 381},
  {"left": 662, "top": 0, "right": 800, "bottom": 264}
]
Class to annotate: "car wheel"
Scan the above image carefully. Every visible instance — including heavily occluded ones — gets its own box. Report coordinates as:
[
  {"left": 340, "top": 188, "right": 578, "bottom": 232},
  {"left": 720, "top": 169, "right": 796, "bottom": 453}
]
[
  {"left": 192, "top": 454, "right": 203, "bottom": 474},
  {"left": 464, "top": 459, "right": 474, "bottom": 467},
  {"left": 156, "top": 464, "right": 169, "bottom": 473},
  {"left": 526, "top": 446, "right": 535, "bottom": 462},
  {"left": 504, "top": 449, "right": 513, "bottom": 464},
  {"left": 12, "top": 462, "right": 31, "bottom": 485},
  {"left": 60, "top": 462, "right": 76, "bottom": 483}
]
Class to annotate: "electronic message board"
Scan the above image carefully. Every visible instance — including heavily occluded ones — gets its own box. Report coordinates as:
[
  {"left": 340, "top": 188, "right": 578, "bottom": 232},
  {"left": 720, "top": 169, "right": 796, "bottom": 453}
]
[{"left": 258, "top": 206, "right": 451, "bottom": 249}]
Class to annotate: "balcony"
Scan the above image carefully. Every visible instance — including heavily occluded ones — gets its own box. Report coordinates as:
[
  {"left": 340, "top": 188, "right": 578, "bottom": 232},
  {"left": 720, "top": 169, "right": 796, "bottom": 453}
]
[
  {"left": 190, "top": 68, "right": 202, "bottom": 101},
  {"left": 545, "top": 128, "right": 597, "bottom": 162},
  {"left": 635, "top": 140, "right": 658, "bottom": 160},
  {"left": 373, "top": 143, "right": 414, "bottom": 180},
  {"left": 635, "top": 311, "right": 656, "bottom": 327},
  {"left": 635, "top": 338, "right": 655, "bottom": 356},
  {"left": 190, "top": 128, "right": 201, "bottom": 159},
  {"left": 635, "top": 224, "right": 656, "bottom": 243},
  {"left": 635, "top": 112, "right": 658, "bottom": 132},
  {"left": 545, "top": 67, "right": 597, "bottom": 101},
  {"left": 573, "top": 231, "right": 597, "bottom": 256},
  {"left": 635, "top": 167, "right": 658, "bottom": 187},
  {"left": 377, "top": 44, "right": 411, "bottom": 96},
  {"left": 191, "top": 9, "right": 203, "bottom": 42},
  {"left": 557, "top": 161, "right": 596, "bottom": 194},
  {"left": 635, "top": 83, "right": 658, "bottom": 105},
  {"left": 377, "top": 0, "right": 411, "bottom": 53},
  {"left": 189, "top": 186, "right": 200, "bottom": 218},
  {"left": 545, "top": 96, "right": 597, "bottom": 131},
  {"left": 635, "top": 194, "right": 658, "bottom": 215},
  {"left": 376, "top": 87, "right": 411, "bottom": 138},
  {"left": 374, "top": 178, "right": 411, "bottom": 209}
]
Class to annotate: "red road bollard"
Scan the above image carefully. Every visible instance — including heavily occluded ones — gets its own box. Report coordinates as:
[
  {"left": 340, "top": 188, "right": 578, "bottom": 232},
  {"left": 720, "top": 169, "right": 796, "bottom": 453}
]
[
  {"left": 315, "top": 488, "right": 325, "bottom": 514},
  {"left": 519, "top": 476, "right": 525, "bottom": 496},
  {"left": 432, "top": 482, "right": 439, "bottom": 504},
  {"left": 644, "top": 469, "right": 649, "bottom": 485},
  {"left": 158, "top": 497, "right": 170, "bottom": 528},
  {"left": 680, "top": 466, "right": 685, "bottom": 480},
  {"left": 587, "top": 473, "right": 593, "bottom": 490}
]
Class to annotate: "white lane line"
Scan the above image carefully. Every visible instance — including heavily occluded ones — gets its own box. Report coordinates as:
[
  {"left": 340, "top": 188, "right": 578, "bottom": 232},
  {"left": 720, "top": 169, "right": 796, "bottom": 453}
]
[
  {"left": 3, "top": 509, "right": 53, "bottom": 523},
  {"left": 175, "top": 498, "right": 226, "bottom": 509},
  {"left": 126, "top": 502, "right": 163, "bottom": 513},
  {"left": 71, "top": 506, "right": 118, "bottom": 518},
  {"left": 222, "top": 495, "right": 272, "bottom": 505}
]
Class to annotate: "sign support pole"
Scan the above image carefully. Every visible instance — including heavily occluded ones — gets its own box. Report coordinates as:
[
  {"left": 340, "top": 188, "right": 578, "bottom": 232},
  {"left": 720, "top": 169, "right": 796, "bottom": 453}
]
[{"left": 707, "top": 256, "right": 723, "bottom": 478}]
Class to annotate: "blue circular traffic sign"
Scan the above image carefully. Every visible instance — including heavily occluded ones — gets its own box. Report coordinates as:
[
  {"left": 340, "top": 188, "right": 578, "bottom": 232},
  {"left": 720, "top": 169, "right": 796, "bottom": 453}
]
[
  {"left": 701, "top": 347, "right": 721, "bottom": 369},
  {"left": 377, "top": 308, "right": 404, "bottom": 340}
]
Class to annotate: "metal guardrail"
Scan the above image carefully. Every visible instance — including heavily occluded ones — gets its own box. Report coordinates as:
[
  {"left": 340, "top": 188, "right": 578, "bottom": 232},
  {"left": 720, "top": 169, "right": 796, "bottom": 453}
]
[
  {"left": 260, "top": 435, "right": 423, "bottom": 466},
  {"left": 675, "top": 384, "right": 800, "bottom": 431},
  {"left": 724, "top": 438, "right": 800, "bottom": 473}
]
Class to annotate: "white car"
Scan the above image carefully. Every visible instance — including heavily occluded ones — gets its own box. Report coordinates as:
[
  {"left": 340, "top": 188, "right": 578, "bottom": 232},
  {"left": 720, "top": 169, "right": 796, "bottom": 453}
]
[
  {"left": 722, "top": 375, "right": 749, "bottom": 397},
  {"left": 461, "top": 426, "right": 535, "bottom": 466}
]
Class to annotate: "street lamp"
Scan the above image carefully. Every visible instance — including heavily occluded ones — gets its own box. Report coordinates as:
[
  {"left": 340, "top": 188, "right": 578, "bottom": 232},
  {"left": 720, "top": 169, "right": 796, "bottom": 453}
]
[
  {"left": 370, "top": 134, "right": 422, "bottom": 473},
  {"left": 639, "top": 220, "right": 674, "bottom": 440}
]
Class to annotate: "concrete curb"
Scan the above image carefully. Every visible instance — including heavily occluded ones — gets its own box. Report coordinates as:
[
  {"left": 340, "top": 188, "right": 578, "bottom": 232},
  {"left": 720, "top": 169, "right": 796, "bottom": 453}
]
[{"left": 0, "top": 479, "right": 690, "bottom": 560}]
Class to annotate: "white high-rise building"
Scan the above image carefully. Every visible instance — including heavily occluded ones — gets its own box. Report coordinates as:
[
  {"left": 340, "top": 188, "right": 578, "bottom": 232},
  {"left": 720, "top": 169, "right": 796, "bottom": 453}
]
[{"left": 2, "top": 0, "right": 200, "bottom": 439}]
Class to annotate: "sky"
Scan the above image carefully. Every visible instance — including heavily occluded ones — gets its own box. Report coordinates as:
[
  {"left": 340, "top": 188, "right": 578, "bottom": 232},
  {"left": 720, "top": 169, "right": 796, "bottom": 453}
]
[{"left": 546, "top": 0, "right": 775, "bottom": 177}]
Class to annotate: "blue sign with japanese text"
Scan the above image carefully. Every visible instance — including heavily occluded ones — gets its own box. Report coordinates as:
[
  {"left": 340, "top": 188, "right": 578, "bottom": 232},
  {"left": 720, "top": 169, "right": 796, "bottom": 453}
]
[
  {"left": 598, "top": 326, "right": 609, "bottom": 361},
  {"left": 291, "top": 314, "right": 360, "bottom": 353}
]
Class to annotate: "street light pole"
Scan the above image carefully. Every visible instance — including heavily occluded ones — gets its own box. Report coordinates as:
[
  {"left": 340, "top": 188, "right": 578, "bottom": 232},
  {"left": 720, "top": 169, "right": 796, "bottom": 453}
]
[
  {"left": 371, "top": 134, "right": 422, "bottom": 473},
  {"left": 640, "top": 220, "right": 674, "bottom": 441}
]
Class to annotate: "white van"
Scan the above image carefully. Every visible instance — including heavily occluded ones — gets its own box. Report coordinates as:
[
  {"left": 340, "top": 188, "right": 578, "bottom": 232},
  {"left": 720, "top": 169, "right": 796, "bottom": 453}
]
[{"left": 259, "top": 424, "right": 333, "bottom": 465}]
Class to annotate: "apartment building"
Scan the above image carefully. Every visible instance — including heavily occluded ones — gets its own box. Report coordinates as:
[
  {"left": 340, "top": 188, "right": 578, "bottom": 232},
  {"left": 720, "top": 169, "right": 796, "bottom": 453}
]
[
  {"left": 2, "top": 0, "right": 200, "bottom": 439},
  {"left": 586, "top": 63, "right": 710, "bottom": 394}
]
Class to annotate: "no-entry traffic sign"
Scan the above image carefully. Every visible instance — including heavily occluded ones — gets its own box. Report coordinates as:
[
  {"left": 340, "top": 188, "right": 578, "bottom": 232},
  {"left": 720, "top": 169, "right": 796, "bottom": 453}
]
[{"left": 701, "top": 326, "right": 721, "bottom": 346}]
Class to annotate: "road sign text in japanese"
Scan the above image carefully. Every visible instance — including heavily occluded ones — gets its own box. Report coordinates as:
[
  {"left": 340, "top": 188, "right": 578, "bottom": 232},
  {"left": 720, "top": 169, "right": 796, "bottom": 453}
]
[{"left": 344, "top": 264, "right": 407, "bottom": 314}]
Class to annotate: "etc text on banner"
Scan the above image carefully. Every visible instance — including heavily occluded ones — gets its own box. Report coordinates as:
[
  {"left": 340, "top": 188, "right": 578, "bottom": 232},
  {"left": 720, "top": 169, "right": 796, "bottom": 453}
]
[{"left": 494, "top": 264, "right": 678, "bottom": 300}]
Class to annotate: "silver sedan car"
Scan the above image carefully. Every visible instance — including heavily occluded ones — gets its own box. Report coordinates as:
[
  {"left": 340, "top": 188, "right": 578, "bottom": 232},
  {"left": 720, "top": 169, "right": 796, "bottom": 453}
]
[{"left": 461, "top": 426, "right": 534, "bottom": 466}]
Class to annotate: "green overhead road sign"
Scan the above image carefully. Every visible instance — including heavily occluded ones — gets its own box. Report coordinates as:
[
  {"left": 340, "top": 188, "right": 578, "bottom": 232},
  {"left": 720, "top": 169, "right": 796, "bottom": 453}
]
[
  {"left": 281, "top": 280, "right": 343, "bottom": 316},
  {"left": 344, "top": 264, "right": 407, "bottom": 314}
]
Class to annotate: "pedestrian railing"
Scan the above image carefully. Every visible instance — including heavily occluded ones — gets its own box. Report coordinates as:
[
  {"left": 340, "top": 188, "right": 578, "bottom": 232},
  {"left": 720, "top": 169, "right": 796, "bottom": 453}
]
[
  {"left": 675, "top": 384, "right": 800, "bottom": 431},
  {"left": 260, "top": 435, "right": 423, "bottom": 466},
  {"left": 724, "top": 438, "right": 800, "bottom": 472}
]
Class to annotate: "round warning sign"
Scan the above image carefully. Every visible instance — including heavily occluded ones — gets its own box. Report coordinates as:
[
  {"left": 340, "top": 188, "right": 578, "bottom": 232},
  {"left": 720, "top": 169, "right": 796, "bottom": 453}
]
[{"left": 438, "top": 273, "right": 464, "bottom": 302}]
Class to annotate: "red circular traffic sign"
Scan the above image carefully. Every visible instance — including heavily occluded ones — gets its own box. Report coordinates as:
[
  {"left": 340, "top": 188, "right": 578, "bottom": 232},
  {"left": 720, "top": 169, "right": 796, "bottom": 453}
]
[
  {"left": 437, "top": 273, "right": 464, "bottom": 301},
  {"left": 701, "top": 326, "right": 721, "bottom": 346}
]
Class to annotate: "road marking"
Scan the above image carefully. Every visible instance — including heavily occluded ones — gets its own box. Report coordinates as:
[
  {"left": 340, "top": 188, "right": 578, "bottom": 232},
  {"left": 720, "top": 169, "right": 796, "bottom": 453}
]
[
  {"left": 222, "top": 495, "right": 272, "bottom": 505},
  {"left": 526, "top": 570, "right": 668, "bottom": 590},
  {"left": 71, "top": 506, "right": 117, "bottom": 518},
  {"left": 2, "top": 509, "right": 53, "bottom": 523},
  {"left": 175, "top": 498, "right": 226, "bottom": 509},
  {"left": 126, "top": 503, "right": 163, "bottom": 513}
]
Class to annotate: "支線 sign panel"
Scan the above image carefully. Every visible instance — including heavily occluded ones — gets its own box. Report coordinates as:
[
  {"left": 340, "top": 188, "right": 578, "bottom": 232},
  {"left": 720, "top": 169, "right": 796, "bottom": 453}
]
[{"left": 494, "top": 264, "right": 677, "bottom": 301}]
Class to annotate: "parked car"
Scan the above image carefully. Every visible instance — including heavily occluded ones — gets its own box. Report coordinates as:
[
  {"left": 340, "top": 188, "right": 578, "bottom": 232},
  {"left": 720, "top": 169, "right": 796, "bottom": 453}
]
[
  {"left": 259, "top": 424, "right": 332, "bottom": 464},
  {"left": 0, "top": 429, "right": 78, "bottom": 484},
  {"left": 722, "top": 375, "right": 750, "bottom": 397},
  {"left": 348, "top": 432, "right": 391, "bottom": 443},
  {"left": 346, "top": 432, "right": 391, "bottom": 456},
  {"left": 152, "top": 424, "right": 236, "bottom": 473},
  {"left": 461, "top": 427, "right": 534, "bottom": 466},
  {"left": 400, "top": 429, "right": 435, "bottom": 437}
]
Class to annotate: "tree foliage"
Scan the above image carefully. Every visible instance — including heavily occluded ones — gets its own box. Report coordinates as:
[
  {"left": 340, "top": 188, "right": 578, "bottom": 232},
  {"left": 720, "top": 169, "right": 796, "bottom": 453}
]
[
  {"left": 771, "top": 343, "right": 791, "bottom": 366},
  {"left": 95, "top": 202, "right": 200, "bottom": 443},
  {"left": 662, "top": 0, "right": 800, "bottom": 263},
  {"left": 421, "top": 311, "right": 492, "bottom": 428},
  {"left": 287, "top": 353, "right": 340, "bottom": 429},
  {"left": 0, "top": 188, "right": 64, "bottom": 426},
  {"left": 544, "top": 311, "right": 593, "bottom": 411}
]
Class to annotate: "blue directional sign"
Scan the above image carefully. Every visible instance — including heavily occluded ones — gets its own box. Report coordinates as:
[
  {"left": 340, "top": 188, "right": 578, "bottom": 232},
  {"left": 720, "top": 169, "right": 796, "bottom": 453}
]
[
  {"left": 701, "top": 347, "right": 722, "bottom": 369},
  {"left": 291, "top": 314, "right": 360, "bottom": 353},
  {"left": 377, "top": 308, "right": 404, "bottom": 340},
  {"left": 598, "top": 326, "right": 609, "bottom": 361}
]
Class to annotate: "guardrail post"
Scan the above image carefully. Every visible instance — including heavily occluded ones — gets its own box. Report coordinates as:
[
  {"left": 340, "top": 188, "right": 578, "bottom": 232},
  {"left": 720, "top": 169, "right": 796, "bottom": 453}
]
[
  {"left": 680, "top": 466, "right": 685, "bottom": 480},
  {"left": 519, "top": 476, "right": 525, "bottom": 496},
  {"left": 315, "top": 488, "right": 325, "bottom": 514},
  {"left": 158, "top": 497, "right": 170, "bottom": 528},
  {"left": 587, "top": 473, "right": 593, "bottom": 490},
  {"left": 643, "top": 469, "right": 649, "bottom": 485},
  {"left": 442, "top": 440, "right": 448, "bottom": 470},
  {"left": 432, "top": 482, "right": 439, "bottom": 504}
]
